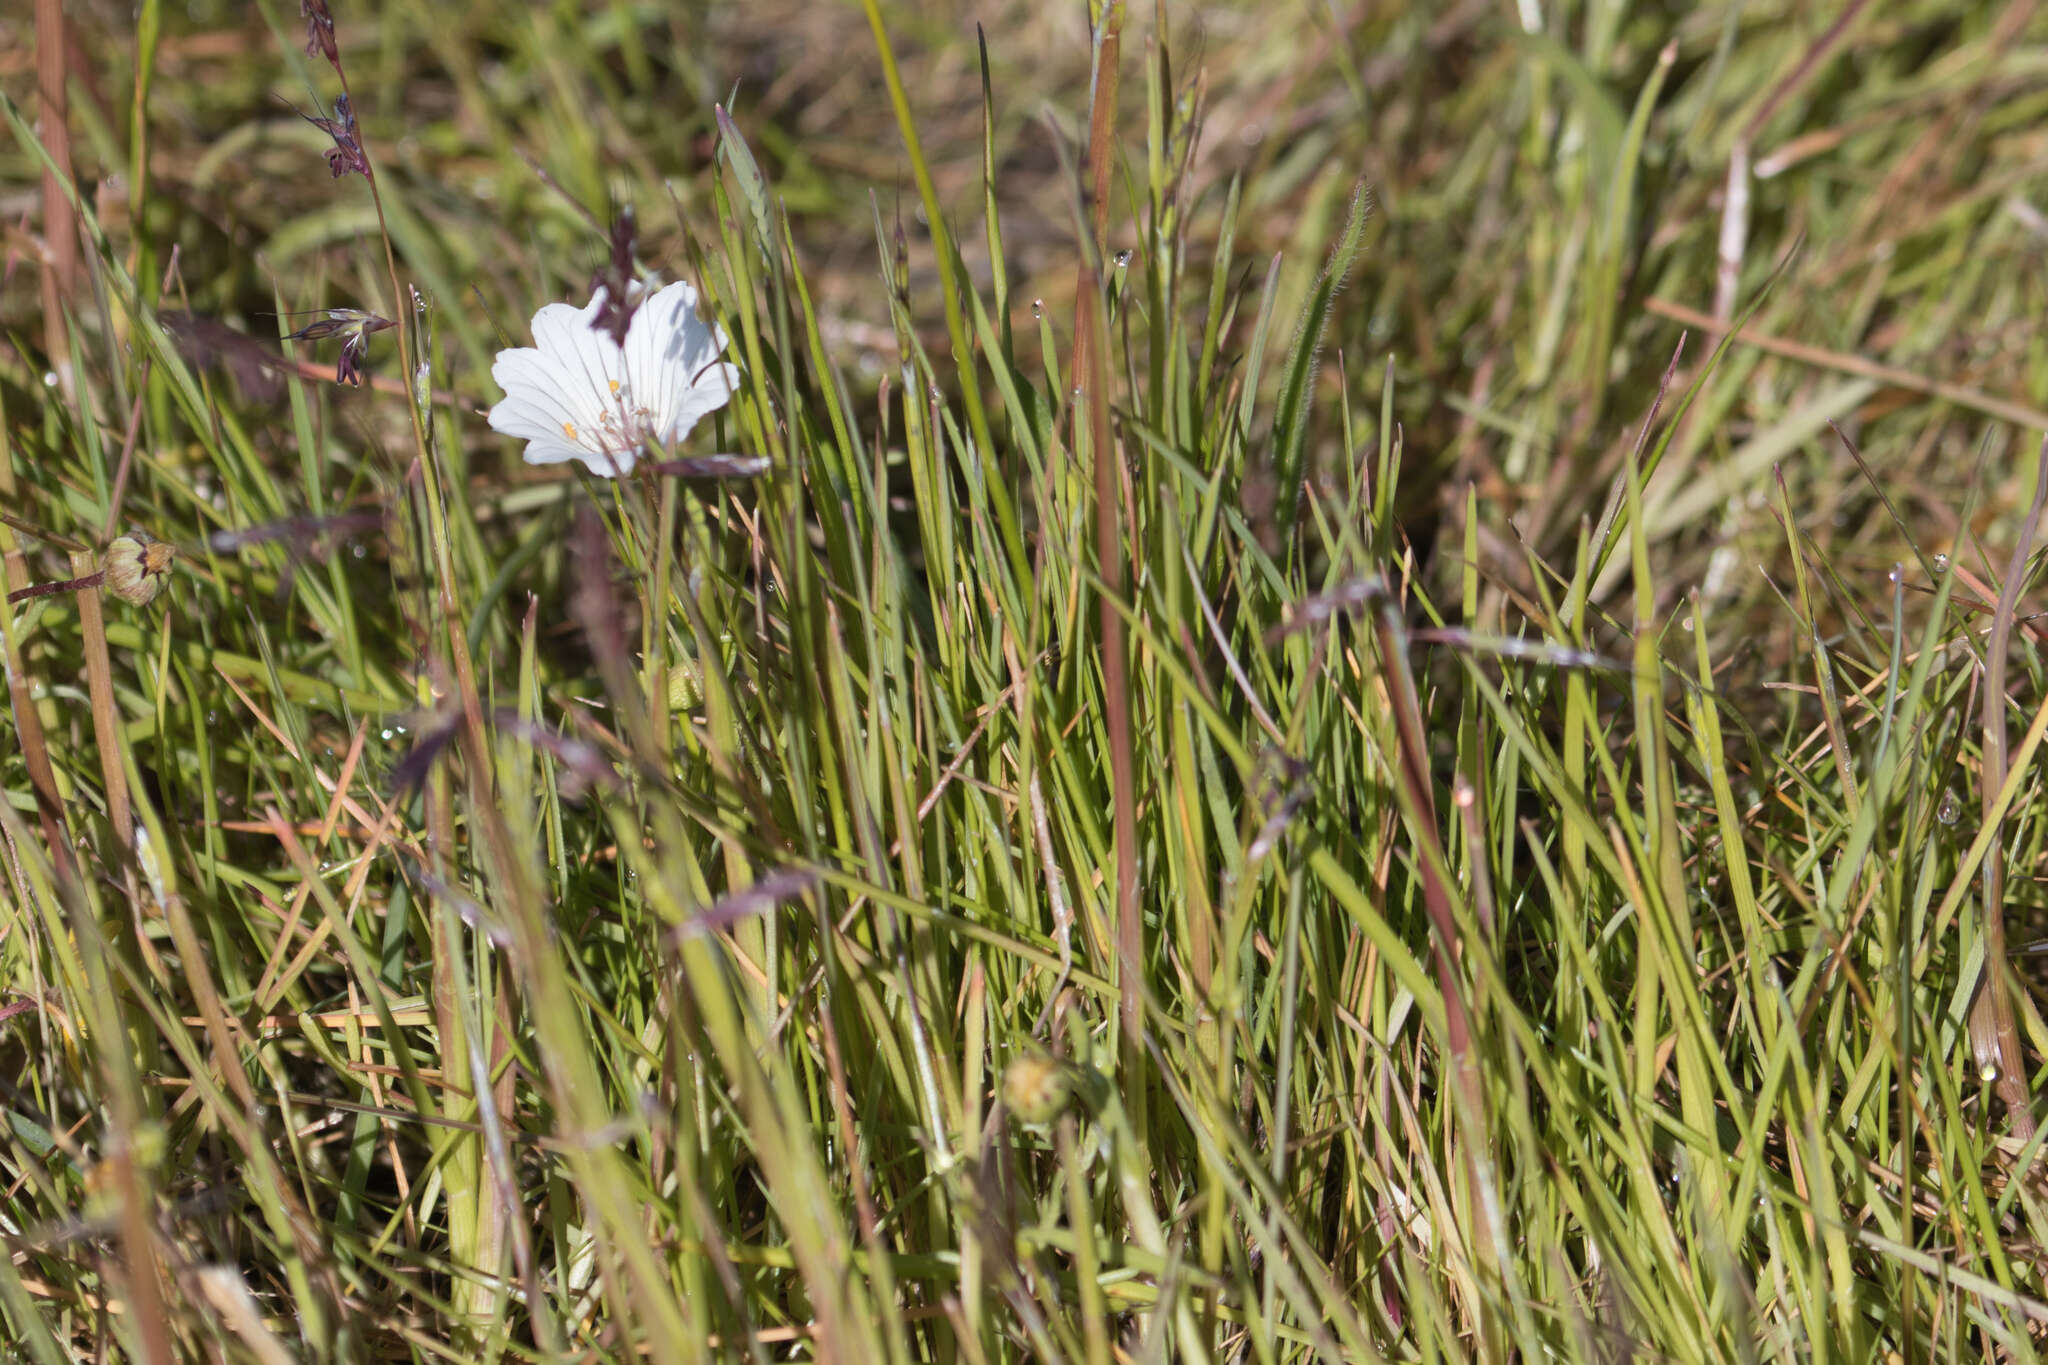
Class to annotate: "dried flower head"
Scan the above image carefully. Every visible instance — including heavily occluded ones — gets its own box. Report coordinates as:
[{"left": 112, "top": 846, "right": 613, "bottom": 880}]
[
  {"left": 301, "top": 0, "right": 339, "bottom": 67},
  {"left": 590, "top": 208, "right": 642, "bottom": 348},
  {"left": 1001, "top": 1054, "right": 1071, "bottom": 1125},
  {"left": 297, "top": 93, "right": 369, "bottom": 180},
  {"left": 103, "top": 533, "right": 176, "bottom": 607},
  {"left": 488, "top": 280, "right": 740, "bottom": 478}
]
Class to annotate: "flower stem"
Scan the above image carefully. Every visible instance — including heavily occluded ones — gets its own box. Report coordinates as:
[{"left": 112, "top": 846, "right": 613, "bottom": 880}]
[{"left": 7, "top": 571, "right": 104, "bottom": 605}]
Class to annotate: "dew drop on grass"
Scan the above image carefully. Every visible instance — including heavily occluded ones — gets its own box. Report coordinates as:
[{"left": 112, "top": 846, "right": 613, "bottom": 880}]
[
  {"left": 1031, "top": 299, "right": 1044, "bottom": 318},
  {"left": 1934, "top": 552, "right": 1950, "bottom": 573},
  {"left": 381, "top": 728, "right": 395, "bottom": 741},
  {"left": 1937, "top": 788, "right": 1961, "bottom": 825},
  {"left": 42, "top": 371, "right": 58, "bottom": 388},
  {"left": 1113, "top": 249, "right": 1132, "bottom": 269}
]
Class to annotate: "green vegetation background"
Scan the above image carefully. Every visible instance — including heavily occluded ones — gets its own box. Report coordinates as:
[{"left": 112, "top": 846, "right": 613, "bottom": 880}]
[{"left": 7, "top": 0, "right": 2048, "bottom": 1359}]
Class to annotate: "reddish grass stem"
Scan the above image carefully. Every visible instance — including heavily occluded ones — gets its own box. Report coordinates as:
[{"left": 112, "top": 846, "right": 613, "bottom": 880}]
[
  {"left": 1974, "top": 433, "right": 2048, "bottom": 1138},
  {"left": 1077, "top": 2, "right": 1141, "bottom": 1097},
  {"left": 35, "top": 0, "right": 75, "bottom": 398}
]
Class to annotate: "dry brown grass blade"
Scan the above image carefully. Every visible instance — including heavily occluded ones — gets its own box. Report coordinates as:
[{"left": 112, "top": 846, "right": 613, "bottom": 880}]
[
  {"left": 1646, "top": 296, "right": 2048, "bottom": 433},
  {"left": 1712, "top": 0, "right": 1874, "bottom": 325}
]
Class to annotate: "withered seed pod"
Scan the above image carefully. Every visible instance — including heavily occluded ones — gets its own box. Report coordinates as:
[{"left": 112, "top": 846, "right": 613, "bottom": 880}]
[
  {"left": 102, "top": 533, "right": 176, "bottom": 607},
  {"left": 1001, "top": 1054, "right": 1071, "bottom": 1125}
]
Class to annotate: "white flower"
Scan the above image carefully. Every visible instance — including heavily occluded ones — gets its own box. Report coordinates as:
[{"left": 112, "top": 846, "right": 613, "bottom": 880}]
[{"left": 487, "top": 280, "right": 740, "bottom": 477}]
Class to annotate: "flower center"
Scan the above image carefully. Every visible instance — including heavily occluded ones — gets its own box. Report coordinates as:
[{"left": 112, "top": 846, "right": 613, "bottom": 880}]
[
  {"left": 590, "top": 402, "right": 658, "bottom": 453},
  {"left": 562, "top": 384, "right": 660, "bottom": 456}
]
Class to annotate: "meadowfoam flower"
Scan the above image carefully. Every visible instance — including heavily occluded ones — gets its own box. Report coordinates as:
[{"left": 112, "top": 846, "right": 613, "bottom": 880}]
[{"left": 488, "top": 280, "right": 740, "bottom": 478}]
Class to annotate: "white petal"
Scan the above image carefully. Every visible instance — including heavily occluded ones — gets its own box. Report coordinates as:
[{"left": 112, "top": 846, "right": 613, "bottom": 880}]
[
  {"left": 487, "top": 395, "right": 561, "bottom": 444},
  {"left": 518, "top": 433, "right": 636, "bottom": 478},
  {"left": 653, "top": 363, "right": 741, "bottom": 445},
  {"left": 620, "top": 283, "right": 731, "bottom": 442},
  {"left": 573, "top": 442, "right": 637, "bottom": 478},
  {"left": 624, "top": 283, "right": 699, "bottom": 432},
  {"left": 493, "top": 348, "right": 607, "bottom": 446},
  {"left": 658, "top": 302, "right": 727, "bottom": 385},
  {"left": 531, "top": 294, "right": 626, "bottom": 415},
  {"left": 490, "top": 394, "right": 586, "bottom": 445},
  {"left": 529, "top": 296, "right": 606, "bottom": 356},
  {"left": 491, "top": 344, "right": 566, "bottom": 404},
  {"left": 518, "top": 436, "right": 592, "bottom": 467},
  {"left": 627, "top": 280, "right": 698, "bottom": 346}
]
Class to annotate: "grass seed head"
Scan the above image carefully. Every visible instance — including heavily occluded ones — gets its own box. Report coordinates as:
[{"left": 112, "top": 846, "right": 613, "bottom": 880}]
[{"left": 301, "top": 0, "right": 339, "bottom": 67}]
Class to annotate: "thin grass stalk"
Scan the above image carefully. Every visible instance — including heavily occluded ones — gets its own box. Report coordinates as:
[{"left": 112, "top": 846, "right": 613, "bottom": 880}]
[
  {"left": 34, "top": 0, "right": 75, "bottom": 400},
  {"left": 124, "top": 0, "right": 161, "bottom": 287},
  {"left": 147, "top": 817, "right": 337, "bottom": 1347},
  {"left": 1082, "top": 3, "right": 1122, "bottom": 254},
  {"left": 978, "top": 29, "right": 1013, "bottom": 374},
  {"left": 1971, "top": 434, "right": 2048, "bottom": 1137},
  {"left": 71, "top": 551, "right": 129, "bottom": 858},
  {"left": 1194, "top": 175, "right": 1240, "bottom": 428},
  {"left": 1776, "top": 469, "right": 1861, "bottom": 824},
  {"left": 1628, "top": 427, "right": 1735, "bottom": 1276},
  {"left": 54, "top": 870, "right": 175, "bottom": 1363},
  {"left": 0, "top": 581, "right": 74, "bottom": 888},
  {"left": 1141, "top": 4, "right": 1172, "bottom": 430},
  {"left": 1060, "top": 1111, "right": 1113, "bottom": 1365},
  {"left": 1710, "top": 0, "right": 1873, "bottom": 326},
  {"left": 320, "top": 32, "right": 501, "bottom": 890},
  {"left": 855, "top": 0, "right": 1028, "bottom": 595},
  {"left": 1685, "top": 591, "right": 1775, "bottom": 1059},
  {"left": 1367, "top": 597, "right": 1492, "bottom": 1337},
  {"left": 1069, "top": 17, "right": 1146, "bottom": 1189},
  {"left": 1580, "top": 42, "right": 1672, "bottom": 426},
  {"left": 300, "top": 30, "right": 525, "bottom": 1319}
]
